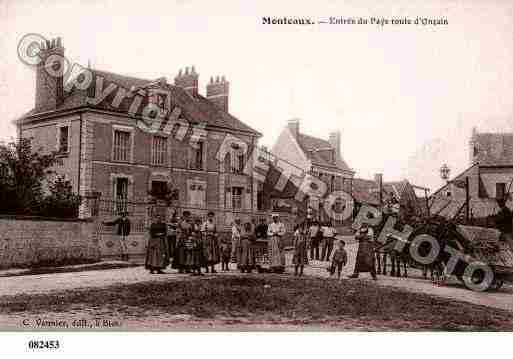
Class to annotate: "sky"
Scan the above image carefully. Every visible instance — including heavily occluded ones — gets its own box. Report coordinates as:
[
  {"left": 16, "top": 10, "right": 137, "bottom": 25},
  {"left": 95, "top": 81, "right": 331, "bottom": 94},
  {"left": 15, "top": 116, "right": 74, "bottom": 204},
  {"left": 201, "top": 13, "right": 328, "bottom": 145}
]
[{"left": 1, "top": 0, "right": 512, "bottom": 193}]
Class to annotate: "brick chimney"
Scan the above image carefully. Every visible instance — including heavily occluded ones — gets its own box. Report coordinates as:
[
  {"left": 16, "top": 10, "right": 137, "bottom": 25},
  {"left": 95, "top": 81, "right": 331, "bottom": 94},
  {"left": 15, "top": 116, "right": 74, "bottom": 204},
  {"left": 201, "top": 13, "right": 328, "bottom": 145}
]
[
  {"left": 288, "top": 118, "right": 300, "bottom": 138},
  {"left": 206, "top": 75, "right": 229, "bottom": 112},
  {"left": 329, "top": 130, "right": 341, "bottom": 159},
  {"left": 174, "top": 66, "right": 198, "bottom": 97},
  {"left": 35, "top": 37, "right": 65, "bottom": 111}
]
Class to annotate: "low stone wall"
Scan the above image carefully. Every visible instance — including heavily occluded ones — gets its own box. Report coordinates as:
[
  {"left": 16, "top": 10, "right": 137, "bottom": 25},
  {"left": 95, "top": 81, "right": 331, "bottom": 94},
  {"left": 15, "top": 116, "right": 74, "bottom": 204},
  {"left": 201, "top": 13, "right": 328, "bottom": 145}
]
[{"left": 0, "top": 216, "right": 101, "bottom": 269}]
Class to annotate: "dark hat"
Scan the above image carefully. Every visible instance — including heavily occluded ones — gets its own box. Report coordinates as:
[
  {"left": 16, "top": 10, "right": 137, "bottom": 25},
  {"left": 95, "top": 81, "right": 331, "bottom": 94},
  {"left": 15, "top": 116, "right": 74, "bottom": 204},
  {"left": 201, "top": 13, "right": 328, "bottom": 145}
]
[
  {"left": 208, "top": 211, "right": 215, "bottom": 217},
  {"left": 182, "top": 211, "right": 191, "bottom": 217}
]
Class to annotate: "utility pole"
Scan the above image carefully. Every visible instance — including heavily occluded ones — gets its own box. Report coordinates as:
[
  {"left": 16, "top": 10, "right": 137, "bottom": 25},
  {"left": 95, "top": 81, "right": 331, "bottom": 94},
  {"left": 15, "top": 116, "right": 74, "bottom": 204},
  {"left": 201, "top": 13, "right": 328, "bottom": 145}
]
[{"left": 465, "top": 176, "right": 470, "bottom": 222}]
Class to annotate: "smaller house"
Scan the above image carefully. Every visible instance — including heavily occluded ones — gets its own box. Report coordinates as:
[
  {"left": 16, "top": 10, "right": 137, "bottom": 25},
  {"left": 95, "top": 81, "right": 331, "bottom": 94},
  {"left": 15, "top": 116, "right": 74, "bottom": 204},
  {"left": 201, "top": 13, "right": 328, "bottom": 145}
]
[
  {"left": 352, "top": 174, "right": 429, "bottom": 220},
  {"left": 430, "top": 128, "right": 513, "bottom": 222},
  {"left": 271, "top": 118, "right": 354, "bottom": 216}
]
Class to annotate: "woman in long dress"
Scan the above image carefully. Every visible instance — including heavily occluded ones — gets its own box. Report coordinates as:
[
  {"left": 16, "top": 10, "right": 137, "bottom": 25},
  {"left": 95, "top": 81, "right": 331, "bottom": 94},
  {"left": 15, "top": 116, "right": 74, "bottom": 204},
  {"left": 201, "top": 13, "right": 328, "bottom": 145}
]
[
  {"left": 167, "top": 213, "right": 178, "bottom": 267},
  {"left": 231, "top": 219, "right": 242, "bottom": 263},
  {"left": 293, "top": 222, "right": 308, "bottom": 276},
  {"left": 267, "top": 213, "right": 286, "bottom": 273},
  {"left": 145, "top": 215, "right": 169, "bottom": 274},
  {"left": 238, "top": 222, "right": 256, "bottom": 273},
  {"left": 201, "top": 211, "right": 220, "bottom": 274},
  {"left": 174, "top": 211, "right": 191, "bottom": 273},
  {"left": 185, "top": 219, "right": 203, "bottom": 276},
  {"left": 349, "top": 223, "right": 377, "bottom": 280}
]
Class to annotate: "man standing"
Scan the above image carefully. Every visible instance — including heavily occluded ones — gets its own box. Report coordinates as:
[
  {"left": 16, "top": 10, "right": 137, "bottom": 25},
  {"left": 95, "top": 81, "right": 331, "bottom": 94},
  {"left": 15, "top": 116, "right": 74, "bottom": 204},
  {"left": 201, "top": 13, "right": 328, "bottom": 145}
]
[
  {"left": 255, "top": 218, "right": 268, "bottom": 240},
  {"left": 267, "top": 213, "right": 286, "bottom": 273},
  {"left": 103, "top": 211, "right": 131, "bottom": 261},
  {"left": 308, "top": 221, "right": 320, "bottom": 260},
  {"left": 231, "top": 218, "right": 242, "bottom": 263},
  {"left": 321, "top": 221, "right": 337, "bottom": 261},
  {"left": 496, "top": 198, "right": 512, "bottom": 242}
]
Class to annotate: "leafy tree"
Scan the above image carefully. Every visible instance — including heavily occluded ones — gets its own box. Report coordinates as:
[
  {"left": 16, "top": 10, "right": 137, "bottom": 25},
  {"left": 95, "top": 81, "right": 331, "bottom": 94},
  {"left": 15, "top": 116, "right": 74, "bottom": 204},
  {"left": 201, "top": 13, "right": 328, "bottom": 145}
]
[
  {"left": 41, "top": 175, "right": 82, "bottom": 218},
  {"left": 148, "top": 182, "right": 179, "bottom": 207},
  {"left": 0, "top": 138, "right": 60, "bottom": 215}
]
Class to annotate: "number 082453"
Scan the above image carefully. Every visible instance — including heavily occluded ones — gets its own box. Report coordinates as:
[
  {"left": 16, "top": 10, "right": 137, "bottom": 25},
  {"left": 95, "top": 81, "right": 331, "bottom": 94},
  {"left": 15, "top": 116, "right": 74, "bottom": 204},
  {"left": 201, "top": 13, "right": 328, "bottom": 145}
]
[{"left": 28, "top": 340, "right": 60, "bottom": 349}]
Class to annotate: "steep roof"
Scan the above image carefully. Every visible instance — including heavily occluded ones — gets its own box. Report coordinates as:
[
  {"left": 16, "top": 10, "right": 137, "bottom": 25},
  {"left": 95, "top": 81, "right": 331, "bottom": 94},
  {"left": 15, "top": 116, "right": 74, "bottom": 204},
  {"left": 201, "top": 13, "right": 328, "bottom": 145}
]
[
  {"left": 18, "top": 69, "right": 261, "bottom": 136},
  {"left": 295, "top": 133, "right": 352, "bottom": 172},
  {"left": 383, "top": 181, "right": 408, "bottom": 198},
  {"left": 351, "top": 178, "right": 381, "bottom": 205},
  {"left": 432, "top": 197, "right": 512, "bottom": 219},
  {"left": 428, "top": 164, "right": 493, "bottom": 218},
  {"left": 472, "top": 132, "right": 513, "bottom": 166},
  {"left": 352, "top": 178, "right": 423, "bottom": 206}
]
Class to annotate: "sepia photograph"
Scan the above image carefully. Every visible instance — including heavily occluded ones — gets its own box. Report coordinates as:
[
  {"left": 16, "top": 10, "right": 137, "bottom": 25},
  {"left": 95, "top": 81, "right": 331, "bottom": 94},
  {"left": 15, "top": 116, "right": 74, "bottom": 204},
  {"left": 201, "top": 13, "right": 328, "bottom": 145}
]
[{"left": 1, "top": 1, "right": 513, "bottom": 350}]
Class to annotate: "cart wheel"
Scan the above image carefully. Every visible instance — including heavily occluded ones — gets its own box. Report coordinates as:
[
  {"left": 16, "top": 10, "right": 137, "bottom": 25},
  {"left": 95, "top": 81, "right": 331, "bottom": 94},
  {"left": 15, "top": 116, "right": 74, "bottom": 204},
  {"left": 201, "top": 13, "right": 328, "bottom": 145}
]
[
  {"left": 463, "top": 269, "right": 495, "bottom": 291},
  {"left": 489, "top": 279, "right": 504, "bottom": 291}
]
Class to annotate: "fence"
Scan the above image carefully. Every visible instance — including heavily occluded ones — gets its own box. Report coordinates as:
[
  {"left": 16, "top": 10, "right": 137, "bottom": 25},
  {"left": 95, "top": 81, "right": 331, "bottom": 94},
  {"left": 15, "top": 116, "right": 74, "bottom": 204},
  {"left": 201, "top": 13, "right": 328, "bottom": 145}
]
[{"left": 93, "top": 197, "right": 302, "bottom": 260}]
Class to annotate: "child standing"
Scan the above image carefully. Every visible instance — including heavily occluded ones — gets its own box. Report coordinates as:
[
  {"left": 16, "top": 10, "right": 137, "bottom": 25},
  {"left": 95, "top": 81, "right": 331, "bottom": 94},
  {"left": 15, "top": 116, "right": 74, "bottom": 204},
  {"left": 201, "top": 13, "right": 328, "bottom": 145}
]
[
  {"left": 293, "top": 222, "right": 309, "bottom": 276},
  {"left": 330, "top": 240, "right": 348, "bottom": 279},
  {"left": 220, "top": 238, "right": 231, "bottom": 271}
]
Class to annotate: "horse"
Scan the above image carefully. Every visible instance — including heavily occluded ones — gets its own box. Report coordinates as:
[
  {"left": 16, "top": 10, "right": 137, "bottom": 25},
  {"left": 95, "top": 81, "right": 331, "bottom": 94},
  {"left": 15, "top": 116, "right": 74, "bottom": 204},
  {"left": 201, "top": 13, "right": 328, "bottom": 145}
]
[{"left": 372, "top": 213, "right": 411, "bottom": 277}]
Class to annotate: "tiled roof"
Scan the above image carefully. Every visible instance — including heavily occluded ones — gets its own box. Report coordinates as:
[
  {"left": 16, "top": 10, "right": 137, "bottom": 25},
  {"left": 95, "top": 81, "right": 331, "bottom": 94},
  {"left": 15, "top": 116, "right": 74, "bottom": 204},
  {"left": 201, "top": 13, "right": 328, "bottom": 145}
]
[
  {"left": 473, "top": 132, "right": 513, "bottom": 166},
  {"left": 19, "top": 69, "right": 261, "bottom": 136},
  {"left": 295, "top": 133, "right": 352, "bottom": 172},
  {"left": 351, "top": 178, "right": 381, "bottom": 205},
  {"left": 383, "top": 181, "right": 408, "bottom": 198},
  {"left": 352, "top": 178, "right": 425, "bottom": 207},
  {"left": 432, "top": 197, "right": 512, "bottom": 219},
  {"left": 297, "top": 133, "right": 331, "bottom": 151}
]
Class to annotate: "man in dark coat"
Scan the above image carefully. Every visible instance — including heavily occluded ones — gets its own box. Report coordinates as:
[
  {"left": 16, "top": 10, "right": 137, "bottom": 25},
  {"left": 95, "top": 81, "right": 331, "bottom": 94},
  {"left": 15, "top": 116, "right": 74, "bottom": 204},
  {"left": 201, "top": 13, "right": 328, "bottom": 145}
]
[
  {"left": 103, "top": 212, "right": 131, "bottom": 261},
  {"left": 496, "top": 198, "right": 513, "bottom": 242},
  {"left": 348, "top": 223, "right": 377, "bottom": 280},
  {"left": 255, "top": 218, "right": 268, "bottom": 239}
]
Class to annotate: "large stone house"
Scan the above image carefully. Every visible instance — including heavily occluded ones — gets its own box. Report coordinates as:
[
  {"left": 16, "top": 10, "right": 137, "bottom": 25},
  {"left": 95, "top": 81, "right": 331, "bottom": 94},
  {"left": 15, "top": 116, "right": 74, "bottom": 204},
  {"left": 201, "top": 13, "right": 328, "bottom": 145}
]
[
  {"left": 430, "top": 128, "right": 513, "bottom": 221},
  {"left": 15, "top": 37, "right": 263, "bottom": 229},
  {"left": 271, "top": 118, "right": 354, "bottom": 218}
]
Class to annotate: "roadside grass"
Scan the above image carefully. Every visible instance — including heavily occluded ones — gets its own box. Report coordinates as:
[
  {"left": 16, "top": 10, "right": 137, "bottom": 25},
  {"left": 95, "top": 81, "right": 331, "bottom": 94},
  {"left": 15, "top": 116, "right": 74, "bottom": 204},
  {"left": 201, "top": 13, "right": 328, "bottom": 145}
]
[
  {"left": 0, "top": 262, "right": 139, "bottom": 278},
  {"left": 1, "top": 275, "right": 512, "bottom": 330}
]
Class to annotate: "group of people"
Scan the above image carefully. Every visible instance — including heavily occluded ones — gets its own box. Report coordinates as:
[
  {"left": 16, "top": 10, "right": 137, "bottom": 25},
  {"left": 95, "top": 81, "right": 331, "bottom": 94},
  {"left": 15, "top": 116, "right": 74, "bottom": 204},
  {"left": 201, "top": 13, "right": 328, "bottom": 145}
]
[
  {"left": 230, "top": 213, "right": 287, "bottom": 273},
  {"left": 144, "top": 211, "right": 290, "bottom": 275},
  {"left": 105, "top": 210, "right": 378, "bottom": 280},
  {"left": 306, "top": 221, "right": 338, "bottom": 262},
  {"left": 145, "top": 210, "right": 224, "bottom": 275}
]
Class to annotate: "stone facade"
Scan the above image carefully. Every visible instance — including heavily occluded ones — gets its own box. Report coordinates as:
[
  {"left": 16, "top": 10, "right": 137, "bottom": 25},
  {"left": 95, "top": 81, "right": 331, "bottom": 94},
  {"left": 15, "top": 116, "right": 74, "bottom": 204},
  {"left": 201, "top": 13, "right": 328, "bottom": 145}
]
[
  {"left": 17, "top": 38, "right": 263, "bottom": 230},
  {"left": 0, "top": 216, "right": 100, "bottom": 269}
]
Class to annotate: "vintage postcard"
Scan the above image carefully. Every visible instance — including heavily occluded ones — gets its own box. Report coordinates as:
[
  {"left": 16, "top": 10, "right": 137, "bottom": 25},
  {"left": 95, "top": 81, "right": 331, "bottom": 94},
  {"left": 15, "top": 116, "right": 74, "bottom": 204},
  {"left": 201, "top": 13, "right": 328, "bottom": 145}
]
[{"left": 1, "top": 0, "right": 513, "bottom": 347}]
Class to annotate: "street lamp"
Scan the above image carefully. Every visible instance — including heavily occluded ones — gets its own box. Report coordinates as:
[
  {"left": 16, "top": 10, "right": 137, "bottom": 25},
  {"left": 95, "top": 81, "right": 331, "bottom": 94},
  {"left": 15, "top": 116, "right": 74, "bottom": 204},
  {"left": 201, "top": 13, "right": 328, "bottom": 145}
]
[
  {"left": 440, "top": 163, "right": 451, "bottom": 182},
  {"left": 440, "top": 163, "right": 470, "bottom": 223}
]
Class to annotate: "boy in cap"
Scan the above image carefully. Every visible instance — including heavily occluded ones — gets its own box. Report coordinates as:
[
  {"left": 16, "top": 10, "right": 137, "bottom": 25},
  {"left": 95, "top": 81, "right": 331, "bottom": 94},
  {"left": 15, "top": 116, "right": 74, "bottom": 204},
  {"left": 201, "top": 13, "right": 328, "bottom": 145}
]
[{"left": 329, "top": 240, "right": 348, "bottom": 279}]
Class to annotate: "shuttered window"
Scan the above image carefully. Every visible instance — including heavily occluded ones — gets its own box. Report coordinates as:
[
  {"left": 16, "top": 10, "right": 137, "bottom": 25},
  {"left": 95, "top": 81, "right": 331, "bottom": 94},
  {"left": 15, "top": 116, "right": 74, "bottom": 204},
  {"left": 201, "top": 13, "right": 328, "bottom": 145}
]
[
  {"left": 113, "top": 130, "right": 131, "bottom": 162},
  {"left": 152, "top": 136, "right": 167, "bottom": 165},
  {"left": 232, "top": 187, "right": 243, "bottom": 209}
]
